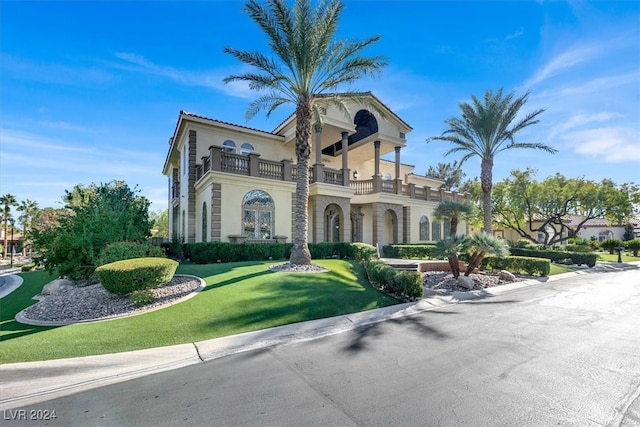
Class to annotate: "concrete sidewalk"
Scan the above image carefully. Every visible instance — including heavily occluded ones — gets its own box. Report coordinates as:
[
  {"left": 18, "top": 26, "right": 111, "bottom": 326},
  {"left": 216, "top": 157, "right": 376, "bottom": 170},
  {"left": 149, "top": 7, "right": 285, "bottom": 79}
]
[{"left": 2, "top": 262, "right": 638, "bottom": 410}]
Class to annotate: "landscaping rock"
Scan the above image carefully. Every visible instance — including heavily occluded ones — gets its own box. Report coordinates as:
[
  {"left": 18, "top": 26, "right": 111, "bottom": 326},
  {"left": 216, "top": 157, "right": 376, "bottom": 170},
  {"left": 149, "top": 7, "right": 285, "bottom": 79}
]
[
  {"left": 41, "top": 278, "right": 74, "bottom": 295},
  {"left": 499, "top": 270, "right": 517, "bottom": 282},
  {"left": 457, "top": 276, "right": 475, "bottom": 290}
]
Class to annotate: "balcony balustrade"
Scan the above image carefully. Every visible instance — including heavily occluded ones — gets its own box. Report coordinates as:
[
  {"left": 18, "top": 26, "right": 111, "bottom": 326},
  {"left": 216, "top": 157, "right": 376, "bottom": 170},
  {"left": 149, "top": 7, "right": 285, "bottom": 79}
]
[{"left": 193, "top": 145, "right": 467, "bottom": 203}]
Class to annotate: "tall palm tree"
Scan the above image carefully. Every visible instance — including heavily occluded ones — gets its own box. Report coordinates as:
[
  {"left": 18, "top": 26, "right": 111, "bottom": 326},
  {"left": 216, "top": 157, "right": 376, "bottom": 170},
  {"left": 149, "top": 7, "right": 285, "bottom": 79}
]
[
  {"left": 17, "top": 199, "right": 40, "bottom": 255},
  {"left": 224, "top": 0, "right": 386, "bottom": 265},
  {"left": 427, "top": 88, "right": 557, "bottom": 234},
  {"left": 1, "top": 194, "right": 18, "bottom": 258}
]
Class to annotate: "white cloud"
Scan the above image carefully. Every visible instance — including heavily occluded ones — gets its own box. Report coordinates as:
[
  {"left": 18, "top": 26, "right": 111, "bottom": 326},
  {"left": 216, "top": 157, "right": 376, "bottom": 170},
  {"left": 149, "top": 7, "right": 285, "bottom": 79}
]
[
  {"left": 549, "top": 111, "right": 625, "bottom": 137},
  {"left": 567, "top": 127, "right": 640, "bottom": 162},
  {"left": 112, "top": 52, "right": 256, "bottom": 99},
  {"left": 505, "top": 28, "right": 524, "bottom": 41},
  {"left": 525, "top": 44, "right": 603, "bottom": 87}
]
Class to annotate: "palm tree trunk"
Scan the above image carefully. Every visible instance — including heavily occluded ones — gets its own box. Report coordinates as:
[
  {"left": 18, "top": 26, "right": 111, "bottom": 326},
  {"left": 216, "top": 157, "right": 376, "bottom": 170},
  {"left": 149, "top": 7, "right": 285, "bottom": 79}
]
[
  {"left": 289, "top": 101, "right": 313, "bottom": 265},
  {"left": 450, "top": 216, "right": 458, "bottom": 236},
  {"left": 481, "top": 158, "right": 493, "bottom": 234},
  {"left": 449, "top": 253, "right": 460, "bottom": 279}
]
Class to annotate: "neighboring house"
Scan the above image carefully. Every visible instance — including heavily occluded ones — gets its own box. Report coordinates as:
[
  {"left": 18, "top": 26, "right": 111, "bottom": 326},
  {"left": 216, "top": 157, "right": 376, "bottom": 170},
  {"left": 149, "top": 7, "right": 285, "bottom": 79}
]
[{"left": 162, "top": 92, "right": 469, "bottom": 247}]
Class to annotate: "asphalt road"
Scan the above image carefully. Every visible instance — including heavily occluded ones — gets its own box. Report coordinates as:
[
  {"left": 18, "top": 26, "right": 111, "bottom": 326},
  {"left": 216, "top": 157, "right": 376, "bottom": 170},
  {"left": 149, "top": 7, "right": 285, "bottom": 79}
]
[{"left": 3, "top": 269, "right": 640, "bottom": 427}]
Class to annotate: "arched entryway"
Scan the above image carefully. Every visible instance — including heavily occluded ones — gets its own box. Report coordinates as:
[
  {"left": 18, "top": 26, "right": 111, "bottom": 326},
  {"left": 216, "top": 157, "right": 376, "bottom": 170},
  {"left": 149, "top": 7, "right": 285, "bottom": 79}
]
[
  {"left": 324, "top": 204, "right": 343, "bottom": 242},
  {"left": 383, "top": 209, "right": 398, "bottom": 246}
]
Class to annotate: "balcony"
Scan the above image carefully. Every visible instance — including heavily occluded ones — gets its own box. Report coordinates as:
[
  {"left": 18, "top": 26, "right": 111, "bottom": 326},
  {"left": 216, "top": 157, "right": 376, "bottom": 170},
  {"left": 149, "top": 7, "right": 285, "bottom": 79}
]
[{"left": 194, "top": 145, "right": 467, "bottom": 203}]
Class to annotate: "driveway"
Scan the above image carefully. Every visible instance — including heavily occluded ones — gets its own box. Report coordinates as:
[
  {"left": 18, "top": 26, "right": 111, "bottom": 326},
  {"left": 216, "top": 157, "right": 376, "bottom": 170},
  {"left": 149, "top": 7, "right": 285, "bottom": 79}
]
[{"left": 3, "top": 268, "right": 639, "bottom": 426}]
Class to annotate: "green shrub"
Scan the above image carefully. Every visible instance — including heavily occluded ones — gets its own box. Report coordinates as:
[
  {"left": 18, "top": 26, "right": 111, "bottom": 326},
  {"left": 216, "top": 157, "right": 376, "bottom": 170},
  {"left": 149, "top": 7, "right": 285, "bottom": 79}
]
[
  {"left": 624, "top": 239, "right": 640, "bottom": 256},
  {"left": 130, "top": 289, "right": 155, "bottom": 306},
  {"left": 97, "top": 241, "right": 166, "bottom": 266},
  {"left": 382, "top": 244, "right": 437, "bottom": 259},
  {"left": 600, "top": 238, "right": 623, "bottom": 254},
  {"left": 565, "top": 244, "right": 592, "bottom": 253},
  {"left": 481, "top": 255, "right": 550, "bottom": 276},
  {"left": 510, "top": 239, "right": 533, "bottom": 249},
  {"left": 21, "top": 263, "right": 37, "bottom": 272},
  {"left": 363, "top": 259, "right": 423, "bottom": 299},
  {"left": 96, "top": 257, "right": 178, "bottom": 295},
  {"left": 184, "top": 241, "right": 378, "bottom": 264},
  {"left": 509, "top": 247, "right": 596, "bottom": 267},
  {"left": 161, "top": 240, "right": 185, "bottom": 260},
  {"left": 391, "top": 271, "right": 423, "bottom": 298}
]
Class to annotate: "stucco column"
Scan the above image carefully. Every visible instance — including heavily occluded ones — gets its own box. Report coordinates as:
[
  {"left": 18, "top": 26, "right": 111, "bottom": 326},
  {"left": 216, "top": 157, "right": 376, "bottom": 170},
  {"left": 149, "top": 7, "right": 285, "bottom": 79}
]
[
  {"left": 314, "top": 125, "right": 323, "bottom": 165},
  {"left": 313, "top": 125, "right": 324, "bottom": 182},
  {"left": 373, "top": 140, "right": 382, "bottom": 193},
  {"left": 394, "top": 146, "right": 402, "bottom": 194},
  {"left": 374, "top": 140, "right": 381, "bottom": 176},
  {"left": 341, "top": 131, "right": 350, "bottom": 186}
]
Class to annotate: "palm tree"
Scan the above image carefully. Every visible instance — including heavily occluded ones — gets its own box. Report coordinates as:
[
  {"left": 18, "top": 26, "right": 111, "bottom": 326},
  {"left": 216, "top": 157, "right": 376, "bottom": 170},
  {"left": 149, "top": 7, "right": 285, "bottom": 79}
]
[
  {"left": 463, "top": 232, "right": 508, "bottom": 277},
  {"left": 435, "top": 234, "right": 468, "bottom": 279},
  {"left": 17, "top": 199, "right": 40, "bottom": 255},
  {"left": 433, "top": 199, "right": 476, "bottom": 236},
  {"left": 427, "top": 88, "right": 557, "bottom": 234},
  {"left": 1, "top": 194, "right": 18, "bottom": 258},
  {"left": 224, "top": 0, "right": 386, "bottom": 265}
]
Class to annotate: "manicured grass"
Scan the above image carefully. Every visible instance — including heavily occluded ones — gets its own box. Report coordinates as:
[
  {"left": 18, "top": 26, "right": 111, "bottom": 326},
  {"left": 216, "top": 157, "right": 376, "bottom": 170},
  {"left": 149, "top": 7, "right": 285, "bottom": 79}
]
[
  {"left": 596, "top": 252, "right": 639, "bottom": 263},
  {"left": 549, "top": 264, "right": 579, "bottom": 275},
  {"left": 0, "top": 260, "right": 398, "bottom": 364}
]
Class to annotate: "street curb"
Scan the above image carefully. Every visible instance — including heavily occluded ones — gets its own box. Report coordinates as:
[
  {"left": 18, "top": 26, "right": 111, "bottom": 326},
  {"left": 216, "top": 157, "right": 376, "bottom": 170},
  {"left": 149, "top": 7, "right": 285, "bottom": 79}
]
[{"left": 0, "top": 274, "right": 23, "bottom": 299}]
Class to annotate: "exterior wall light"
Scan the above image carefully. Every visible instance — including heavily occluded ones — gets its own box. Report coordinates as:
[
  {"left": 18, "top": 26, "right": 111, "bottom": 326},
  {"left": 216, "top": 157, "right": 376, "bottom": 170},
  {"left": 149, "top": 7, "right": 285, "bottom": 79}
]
[{"left": 353, "top": 170, "right": 359, "bottom": 180}]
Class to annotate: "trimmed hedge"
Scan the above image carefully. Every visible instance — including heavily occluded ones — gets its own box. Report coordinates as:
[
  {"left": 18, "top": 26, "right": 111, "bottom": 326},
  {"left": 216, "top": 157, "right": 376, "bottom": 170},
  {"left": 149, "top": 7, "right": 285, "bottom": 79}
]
[
  {"left": 96, "top": 257, "right": 178, "bottom": 295},
  {"left": 382, "top": 244, "right": 437, "bottom": 259},
  {"left": 509, "top": 247, "right": 596, "bottom": 267},
  {"left": 184, "top": 241, "right": 377, "bottom": 264},
  {"left": 364, "top": 259, "right": 423, "bottom": 299},
  {"left": 480, "top": 255, "right": 550, "bottom": 276}
]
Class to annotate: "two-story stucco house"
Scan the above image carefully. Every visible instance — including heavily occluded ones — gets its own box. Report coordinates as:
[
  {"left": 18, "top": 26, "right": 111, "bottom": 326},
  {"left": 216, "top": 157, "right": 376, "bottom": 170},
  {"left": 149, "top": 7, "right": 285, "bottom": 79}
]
[{"left": 162, "top": 92, "right": 469, "bottom": 247}]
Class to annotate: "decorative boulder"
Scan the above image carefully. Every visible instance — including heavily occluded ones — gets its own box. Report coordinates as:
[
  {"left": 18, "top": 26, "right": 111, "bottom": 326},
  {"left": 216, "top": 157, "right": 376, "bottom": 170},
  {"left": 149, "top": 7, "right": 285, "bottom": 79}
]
[
  {"left": 457, "top": 276, "right": 475, "bottom": 290},
  {"left": 42, "top": 278, "right": 74, "bottom": 295},
  {"left": 499, "top": 270, "right": 517, "bottom": 282}
]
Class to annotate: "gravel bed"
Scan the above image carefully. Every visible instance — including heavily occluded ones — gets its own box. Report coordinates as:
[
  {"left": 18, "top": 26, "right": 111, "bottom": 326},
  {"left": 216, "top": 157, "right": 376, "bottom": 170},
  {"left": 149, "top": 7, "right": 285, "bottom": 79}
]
[
  {"left": 423, "top": 271, "right": 515, "bottom": 294},
  {"left": 20, "top": 275, "right": 202, "bottom": 324},
  {"left": 269, "top": 262, "right": 329, "bottom": 273}
]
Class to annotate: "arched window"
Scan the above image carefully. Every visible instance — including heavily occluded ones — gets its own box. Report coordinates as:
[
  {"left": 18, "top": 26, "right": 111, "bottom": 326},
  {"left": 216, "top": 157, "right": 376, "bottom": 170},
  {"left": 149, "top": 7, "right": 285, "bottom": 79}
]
[
  {"left": 419, "top": 216, "right": 430, "bottom": 241},
  {"left": 243, "top": 190, "right": 274, "bottom": 239},
  {"left": 222, "top": 139, "right": 236, "bottom": 153},
  {"left": 240, "top": 142, "right": 254, "bottom": 156},
  {"left": 202, "top": 202, "right": 208, "bottom": 242},
  {"left": 432, "top": 221, "right": 442, "bottom": 241},
  {"left": 384, "top": 172, "right": 392, "bottom": 180}
]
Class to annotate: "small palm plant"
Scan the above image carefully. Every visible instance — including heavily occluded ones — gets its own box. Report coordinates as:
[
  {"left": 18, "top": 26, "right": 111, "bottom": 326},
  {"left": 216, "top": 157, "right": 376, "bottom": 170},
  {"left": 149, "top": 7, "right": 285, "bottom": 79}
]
[
  {"left": 463, "top": 232, "right": 509, "bottom": 277},
  {"left": 435, "top": 234, "right": 469, "bottom": 278}
]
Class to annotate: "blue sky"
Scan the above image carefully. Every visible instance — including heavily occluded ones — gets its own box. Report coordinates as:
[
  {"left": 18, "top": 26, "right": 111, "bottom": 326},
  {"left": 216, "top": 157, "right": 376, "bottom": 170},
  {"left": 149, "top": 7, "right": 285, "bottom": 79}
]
[{"left": 1, "top": 0, "right": 639, "bottom": 218}]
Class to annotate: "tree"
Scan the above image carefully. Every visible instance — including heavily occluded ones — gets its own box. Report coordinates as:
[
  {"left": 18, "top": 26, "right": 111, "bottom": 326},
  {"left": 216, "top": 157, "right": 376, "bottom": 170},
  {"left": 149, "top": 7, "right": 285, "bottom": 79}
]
[
  {"left": 1, "top": 194, "right": 18, "bottom": 258},
  {"left": 425, "top": 161, "right": 466, "bottom": 191},
  {"left": 427, "top": 88, "right": 556, "bottom": 234},
  {"left": 432, "top": 200, "right": 476, "bottom": 236},
  {"left": 17, "top": 199, "right": 40, "bottom": 255},
  {"left": 149, "top": 209, "right": 169, "bottom": 238},
  {"left": 435, "top": 234, "right": 468, "bottom": 279},
  {"left": 32, "top": 181, "right": 153, "bottom": 280},
  {"left": 224, "top": 0, "right": 386, "bottom": 265},
  {"left": 492, "top": 169, "right": 639, "bottom": 246}
]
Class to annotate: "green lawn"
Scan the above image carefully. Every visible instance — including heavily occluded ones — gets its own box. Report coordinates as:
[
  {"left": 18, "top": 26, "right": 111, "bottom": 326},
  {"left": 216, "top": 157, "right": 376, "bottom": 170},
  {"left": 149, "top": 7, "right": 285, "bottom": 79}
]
[
  {"left": 596, "top": 252, "right": 639, "bottom": 263},
  {"left": 0, "top": 260, "right": 398, "bottom": 364}
]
